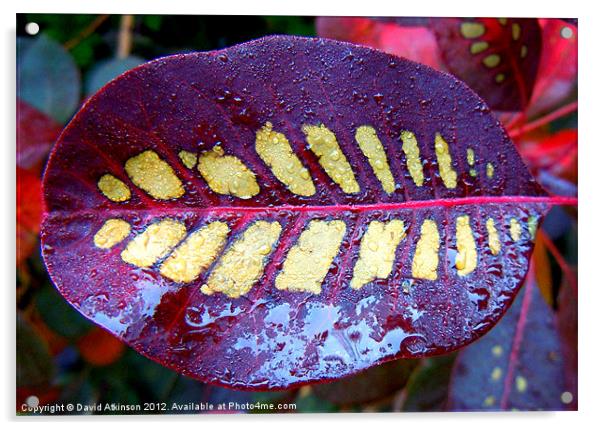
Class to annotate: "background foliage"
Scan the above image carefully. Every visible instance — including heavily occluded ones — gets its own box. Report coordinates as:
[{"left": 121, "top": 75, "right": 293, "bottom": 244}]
[{"left": 16, "top": 14, "right": 577, "bottom": 414}]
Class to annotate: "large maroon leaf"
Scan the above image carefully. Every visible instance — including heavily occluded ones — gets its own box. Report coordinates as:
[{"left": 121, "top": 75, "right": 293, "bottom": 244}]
[
  {"left": 433, "top": 18, "right": 542, "bottom": 111},
  {"left": 42, "top": 36, "right": 560, "bottom": 390}
]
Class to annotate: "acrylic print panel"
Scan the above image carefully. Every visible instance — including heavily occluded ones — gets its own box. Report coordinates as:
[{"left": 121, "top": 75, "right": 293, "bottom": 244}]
[{"left": 16, "top": 13, "right": 577, "bottom": 415}]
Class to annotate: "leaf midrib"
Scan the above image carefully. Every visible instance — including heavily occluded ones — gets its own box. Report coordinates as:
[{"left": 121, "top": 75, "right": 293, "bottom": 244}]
[{"left": 45, "top": 195, "right": 575, "bottom": 218}]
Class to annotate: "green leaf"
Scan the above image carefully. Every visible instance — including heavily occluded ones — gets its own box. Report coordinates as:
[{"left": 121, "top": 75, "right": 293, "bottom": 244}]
[
  {"left": 17, "top": 313, "right": 55, "bottom": 387},
  {"left": 294, "top": 388, "right": 338, "bottom": 413},
  {"left": 143, "top": 16, "right": 163, "bottom": 32},
  {"left": 17, "top": 34, "right": 81, "bottom": 123},
  {"left": 402, "top": 354, "right": 457, "bottom": 411},
  {"left": 85, "top": 56, "right": 145, "bottom": 96},
  {"left": 313, "top": 359, "right": 419, "bottom": 405},
  {"left": 35, "top": 284, "right": 92, "bottom": 339}
]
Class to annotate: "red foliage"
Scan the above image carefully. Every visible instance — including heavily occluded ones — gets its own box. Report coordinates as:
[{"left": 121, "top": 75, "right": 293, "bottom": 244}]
[
  {"left": 77, "top": 327, "right": 125, "bottom": 366},
  {"left": 17, "top": 100, "right": 62, "bottom": 175},
  {"left": 315, "top": 17, "right": 443, "bottom": 69},
  {"left": 17, "top": 167, "right": 43, "bottom": 266}
]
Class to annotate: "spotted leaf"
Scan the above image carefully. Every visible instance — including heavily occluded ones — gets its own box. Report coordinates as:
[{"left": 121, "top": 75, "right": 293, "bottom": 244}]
[
  {"left": 433, "top": 18, "right": 542, "bottom": 111},
  {"left": 42, "top": 36, "right": 565, "bottom": 390},
  {"left": 447, "top": 270, "right": 574, "bottom": 410}
]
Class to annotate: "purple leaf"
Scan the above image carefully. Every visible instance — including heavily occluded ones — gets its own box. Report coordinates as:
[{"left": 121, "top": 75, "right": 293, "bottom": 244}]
[{"left": 42, "top": 36, "right": 559, "bottom": 390}]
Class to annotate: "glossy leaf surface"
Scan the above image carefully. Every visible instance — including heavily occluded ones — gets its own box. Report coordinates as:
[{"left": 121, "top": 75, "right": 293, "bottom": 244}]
[
  {"left": 447, "top": 271, "right": 572, "bottom": 410},
  {"left": 433, "top": 18, "right": 542, "bottom": 111},
  {"left": 42, "top": 36, "right": 553, "bottom": 389}
]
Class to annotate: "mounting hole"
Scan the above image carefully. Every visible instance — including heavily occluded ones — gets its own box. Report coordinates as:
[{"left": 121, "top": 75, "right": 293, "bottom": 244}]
[
  {"left": 25, "top": 22, "right": 40, "bottom": 35},
  {"left": 561, "top": 391, "right": 574, "bottom": 404},
  {"left": 560, "top": 26, "right": 573, "bottom": 39},
  {"left": 26, "top": 395, "right": 40, "bottom": 408}
]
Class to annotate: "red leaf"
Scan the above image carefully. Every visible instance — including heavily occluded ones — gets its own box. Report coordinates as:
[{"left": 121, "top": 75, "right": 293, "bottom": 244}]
[
  {"left": 433, "top": 18, "right": 542, "bottom": 111},
  {"left": 17, "top": 167, "right": 43, "bottom": 265},
  {"left": 516, "top": 129, "right": 578, "bottom": 183},
  {"left": 17, "top": 99, "right": 62, "bottom": 174},
  {"left": 316, "top": 17, "right": 443, "bottom": 69},
  {"left": 41, "top": 36, "right": 565, "bottom": 390},
  {"left": 77, "top": 326, "right": 126, "bottom": 366},
  {"left": 527, "top": 19, "right": 577, "bottom": 118}
]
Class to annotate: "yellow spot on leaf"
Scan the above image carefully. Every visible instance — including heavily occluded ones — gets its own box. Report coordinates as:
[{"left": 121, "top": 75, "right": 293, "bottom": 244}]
[
  {"left": 355, "top": 125, "right": 396, "bottom": 194},
  {"left": 528, "top": 216, "right": 538, "bottom": 241},
  {"left": 197, "top": 145, "right": 260, "bottom": 199},
  {"left": 355, "top": 125, "right": 395, "bottom": 194},
  {"left": 455, "top": 215, "right": 477, "bottom": 276},
  {"left": 498, "top": 18, "right": 508, "bottom": 25},
  {"left": 412, "top": 219, "right": 440, "bottom": 281},
  {"left": 495, "top": 73, "right": 506, "bottom": 83},
  {"left": 401, "top": 130, "right": 424, "bottom": 187},
  {"left": 460, "top": 22, "right": 485, "bottom": 39},
  {"left": 483, "top": 395, "right": 496, "bottom": 407},
  {"left": 98, "top": 174, "right": 131, "bottom": 202},
  {"left": 486, "top": 162, "right": 495, "bottom": 178},
  {"left": 483, "top": 54, "right": 501, "bottom": 68},
  {"left": 203, "top": 221, "right": 281, "bottom": 298},
  {"left": 466, "top": 148, "right": 475, "bottom": 166},
  {"left": 486, "top": 218, "right": 501, "bottom": 255},
  {"left": 515, "top": 375, "right": 528, "bottom": 393},
  {"left": 178, "top": 150, "right": 197, "bottom": 169},
  {"left": 255, "top": 122, "right": 316, "bottom": 196},
  {"left": 469, "top": 168, "right": 477, "bottom": 177},
  {"left": 470, "top": 41, "right": 489, "bottom": 54},
  {"left": 491, "top": 367, "right": 503, "bottom": 382},
  {"left": 434, "top": 133, "right": 457, "bottom": 189},
  {"left": 160, "top": 222, "right": 230, "bottom": 283},
  {"left": 512, "top": 23, "right": 521, "bottom": 40},
  {"left": 276, "top": 220, "right": 346, "bottom": 294},
  {"left": 93, "top": 219, "right": 131, "bottom": 249},
  {"left": 125, "top": 150, "right": 184, "bottom": 200},
  {"left": 302, "top": 124, "right": 359, "bottom": 194},
  {"left": 510, "top": 218, "right": 522, "bottom": 242},
  {"left": 492, "top": 345, "right": 503, "bottom": 357},
  {"left": 350, "top": 220, "right": 406, "bottom": 289},
  {"left": 121, "top": 219, "right": 187, "bottom": 268},
  {"left": 520, "top": 45, "right": 528, "bottom": 58}
]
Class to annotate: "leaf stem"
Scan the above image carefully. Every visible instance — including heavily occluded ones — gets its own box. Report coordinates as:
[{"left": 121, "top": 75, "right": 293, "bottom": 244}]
[
  {"left": 63, "top": 15, "right": 110, "bottom": 51},
  {"left": 500, "top": 268, "right": 535, "bottom": 410},
  {"left": 508, "top": 101, "right": 578, "bottom": 139},
  {"left": 116, "top": 15, "right": 135, "bottom": 59}
]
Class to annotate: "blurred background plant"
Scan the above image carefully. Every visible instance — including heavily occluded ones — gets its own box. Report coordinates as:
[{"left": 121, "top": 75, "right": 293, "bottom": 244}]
[{"left": 16, "top": 14, "right": 577, "bottom": 414}]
